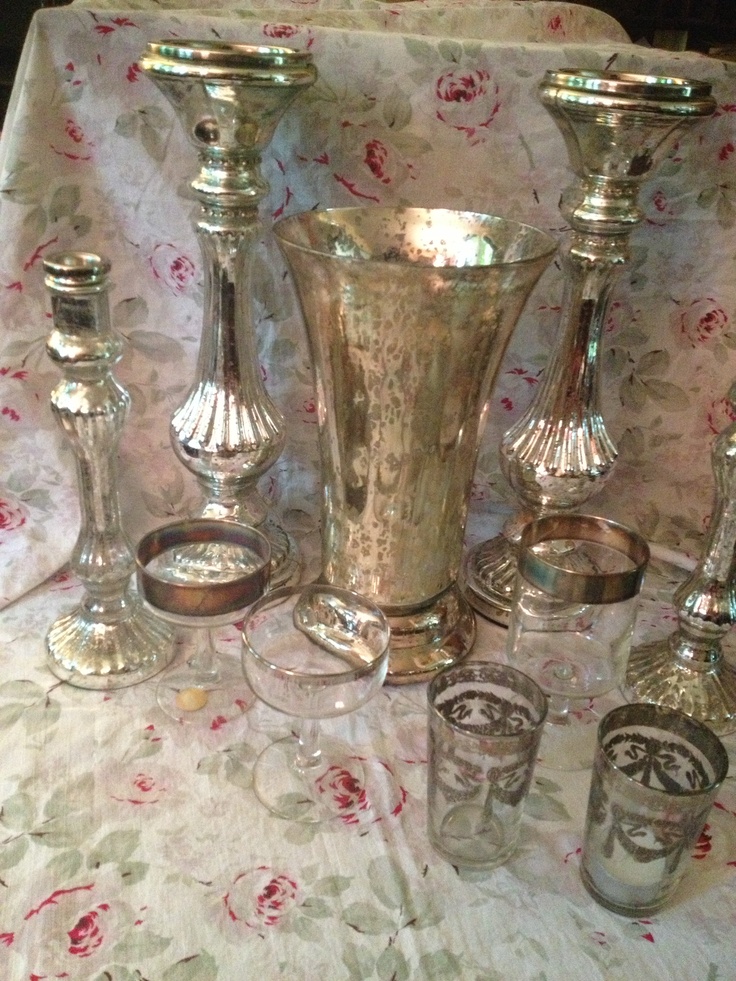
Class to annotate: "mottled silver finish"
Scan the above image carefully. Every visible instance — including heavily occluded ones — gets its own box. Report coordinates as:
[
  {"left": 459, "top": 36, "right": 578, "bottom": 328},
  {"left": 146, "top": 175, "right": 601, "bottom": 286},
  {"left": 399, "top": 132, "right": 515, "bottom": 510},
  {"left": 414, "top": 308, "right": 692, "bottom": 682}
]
[
  {"left": 139, "top": 41, "right": 317, "bottom": 587},
  {"left": 464, "top": 69, "right": 716, "bottom": 625},
  {"left": 44, "top": 252, "right": 175, "bottom": 689},
  {"left": 275, "top": 207, "right": 556, "bottom": 682},
  {"left": 625, "top": 384, "right": 736, "bottom": 735}
]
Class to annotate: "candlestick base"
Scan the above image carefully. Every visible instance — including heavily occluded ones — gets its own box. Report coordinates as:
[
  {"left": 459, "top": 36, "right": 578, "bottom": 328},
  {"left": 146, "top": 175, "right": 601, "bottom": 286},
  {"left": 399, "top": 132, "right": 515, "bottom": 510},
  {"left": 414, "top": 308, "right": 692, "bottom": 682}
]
[
  {"left": 462, "top": 534, "right": 517, "bottom": 626},
  {"left": 624, "top": 637, "right": 736, "bottom": 736},
  {"left": 47, "top": 597, "right": 175, "bottom": 690}
]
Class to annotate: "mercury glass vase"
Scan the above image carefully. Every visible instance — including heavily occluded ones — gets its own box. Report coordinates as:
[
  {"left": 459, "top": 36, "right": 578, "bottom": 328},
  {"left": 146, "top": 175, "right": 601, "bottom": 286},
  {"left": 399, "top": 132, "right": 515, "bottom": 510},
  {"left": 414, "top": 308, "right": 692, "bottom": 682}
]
[
  {"left": 463, "top": 69, "right": 716, "bottom": 625},
  {"left": 274, "top": 207, "right": 556, "bottom": 682},
  {"left": 625, "top": 383, "right": 736, "bottom": 735},
  {"left": 139, "top": 41, "right": 317, "bottom": 587},
  {"left": 44, "top": 252, "right": 175, "bottom": 689}
]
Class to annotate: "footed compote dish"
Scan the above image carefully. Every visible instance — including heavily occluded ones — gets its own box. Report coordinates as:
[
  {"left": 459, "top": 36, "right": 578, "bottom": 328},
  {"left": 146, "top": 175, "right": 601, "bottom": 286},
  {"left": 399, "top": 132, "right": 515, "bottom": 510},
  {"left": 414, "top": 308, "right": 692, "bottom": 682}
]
[
  {"left": 136, "top": 519, "right": 270, "bottom": 726},
  {"left": 242, "top": 584, "right": 390, "bottom": 822},
  {"left": 507, "top": 514, "right": 648, "bottom": 769}
]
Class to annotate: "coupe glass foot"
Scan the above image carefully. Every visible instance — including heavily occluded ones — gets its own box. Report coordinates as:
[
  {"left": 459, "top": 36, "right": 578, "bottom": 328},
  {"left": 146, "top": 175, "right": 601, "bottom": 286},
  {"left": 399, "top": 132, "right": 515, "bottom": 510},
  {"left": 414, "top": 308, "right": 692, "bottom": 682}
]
[{"left": 253, "top": 735, "right": 367, "bottom": 823}]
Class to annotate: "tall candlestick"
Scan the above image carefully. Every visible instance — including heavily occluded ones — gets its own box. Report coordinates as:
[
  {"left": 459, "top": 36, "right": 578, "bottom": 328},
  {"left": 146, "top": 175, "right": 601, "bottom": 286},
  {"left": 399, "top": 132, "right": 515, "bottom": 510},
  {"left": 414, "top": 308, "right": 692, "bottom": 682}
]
[
  {"left": 44, "top": 252, "right": 174, "bottom": 689},
  {"left": 463, "top": 69, "right": 716, "bottom": 626},
  {"left": 139, "top": 41, "right": 317, "bottom": 587}
]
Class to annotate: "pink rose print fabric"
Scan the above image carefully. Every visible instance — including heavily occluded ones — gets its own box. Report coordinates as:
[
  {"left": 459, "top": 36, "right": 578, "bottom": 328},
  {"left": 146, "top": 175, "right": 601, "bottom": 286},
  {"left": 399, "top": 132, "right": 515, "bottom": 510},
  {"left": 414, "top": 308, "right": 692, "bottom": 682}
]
[{"left": 0, "top": 5, "right": 735, "bottom": 976}]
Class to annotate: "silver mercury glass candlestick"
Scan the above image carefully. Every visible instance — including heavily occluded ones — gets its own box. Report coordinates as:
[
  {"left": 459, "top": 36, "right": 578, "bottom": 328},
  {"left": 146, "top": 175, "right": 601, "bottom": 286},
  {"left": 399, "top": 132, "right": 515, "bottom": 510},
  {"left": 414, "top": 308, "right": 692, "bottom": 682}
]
[
  {"left": 625, "top": 383, "right": 736, "bottom": 736},
  {"left": 463, "top": 69, "right": 716, "bottom": 625},
  {"left": 139, "top": 41, "right": 317, "bottom": 587},
  {"left": 44, "top": 252, "right": 175, "bottom": 689}
]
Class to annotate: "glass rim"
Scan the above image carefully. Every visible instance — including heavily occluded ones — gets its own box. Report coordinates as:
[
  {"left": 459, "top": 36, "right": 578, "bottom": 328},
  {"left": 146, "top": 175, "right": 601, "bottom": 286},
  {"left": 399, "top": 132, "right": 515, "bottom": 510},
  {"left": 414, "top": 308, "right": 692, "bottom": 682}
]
[
  {"left": 242, "top": 583, "right": 390, "bottom": 684},
  {"left": 597, "top": 702, "right": 730, "bottom": 797},
  {"left": 273, "top": 206, "right": 558, "bottom": 269},
  {"left": 518, "top": 513, "right": 650, "bottom": 604},
  {"left": 427, "top": 659, "right": 548, "bottom": 739},
  {"left": 135, "top": 518, "right": 271, "bottom": 618}
]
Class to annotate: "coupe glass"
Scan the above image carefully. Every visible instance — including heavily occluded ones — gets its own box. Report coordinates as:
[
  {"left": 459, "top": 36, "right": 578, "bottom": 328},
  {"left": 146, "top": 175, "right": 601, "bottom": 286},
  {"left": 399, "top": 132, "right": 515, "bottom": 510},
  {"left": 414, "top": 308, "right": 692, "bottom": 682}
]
[
  {"left": 242, "top": 583, "right": 391, "bottom": 822},
  {"left": 136, "top": 519, "right": 270, "bottom": 726}
]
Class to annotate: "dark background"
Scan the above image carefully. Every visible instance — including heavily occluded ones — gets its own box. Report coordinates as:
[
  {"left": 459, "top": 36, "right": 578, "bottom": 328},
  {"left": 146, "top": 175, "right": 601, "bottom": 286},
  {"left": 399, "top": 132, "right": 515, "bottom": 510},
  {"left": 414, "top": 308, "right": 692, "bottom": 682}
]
[{"left": 2, "top": 1, "right": 736, "bottom": 126}]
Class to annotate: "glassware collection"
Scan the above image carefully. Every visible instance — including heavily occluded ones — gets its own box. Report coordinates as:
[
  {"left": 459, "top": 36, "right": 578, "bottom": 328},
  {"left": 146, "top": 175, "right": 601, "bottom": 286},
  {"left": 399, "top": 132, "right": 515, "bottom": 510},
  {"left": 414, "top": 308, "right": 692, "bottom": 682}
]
[{"left": 41, "top": 43, "right": 731, "bottom": 914}]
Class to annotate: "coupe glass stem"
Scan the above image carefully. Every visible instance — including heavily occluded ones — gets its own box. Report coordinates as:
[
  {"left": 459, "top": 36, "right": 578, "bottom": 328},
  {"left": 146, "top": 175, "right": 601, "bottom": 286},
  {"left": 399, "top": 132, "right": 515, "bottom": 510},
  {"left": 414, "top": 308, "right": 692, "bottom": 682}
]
[
  {"left": 186, "top": 627, "right": 220, "bottom": 682},
  {"left": 294, "top": 718, "right": 323, "bottom": 771},
  {"left": 547, "top": 694, "right": 571, "bottom": 726}
]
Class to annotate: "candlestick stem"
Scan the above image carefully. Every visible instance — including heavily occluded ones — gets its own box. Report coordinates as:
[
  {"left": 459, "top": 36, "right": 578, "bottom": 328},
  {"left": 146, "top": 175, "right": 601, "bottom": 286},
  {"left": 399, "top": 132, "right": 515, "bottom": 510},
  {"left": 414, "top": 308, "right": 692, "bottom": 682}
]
[{"left": 625, "top": 383, "right": 736, "bottom": 735}]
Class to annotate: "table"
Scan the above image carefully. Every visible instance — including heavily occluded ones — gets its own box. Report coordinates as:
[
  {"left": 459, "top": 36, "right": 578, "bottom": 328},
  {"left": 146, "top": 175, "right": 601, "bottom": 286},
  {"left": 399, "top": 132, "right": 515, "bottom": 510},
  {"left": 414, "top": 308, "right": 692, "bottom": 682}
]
[{"left": 0, "top": 2, "right": 735, "bottom": 977}]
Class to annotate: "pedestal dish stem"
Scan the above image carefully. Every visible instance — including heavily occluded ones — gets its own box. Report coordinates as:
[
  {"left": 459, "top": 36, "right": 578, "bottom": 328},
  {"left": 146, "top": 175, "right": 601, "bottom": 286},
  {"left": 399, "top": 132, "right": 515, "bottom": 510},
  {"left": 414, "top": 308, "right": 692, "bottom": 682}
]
[{"left": 188, "top": 627, "right": 219, "bottom": 680}]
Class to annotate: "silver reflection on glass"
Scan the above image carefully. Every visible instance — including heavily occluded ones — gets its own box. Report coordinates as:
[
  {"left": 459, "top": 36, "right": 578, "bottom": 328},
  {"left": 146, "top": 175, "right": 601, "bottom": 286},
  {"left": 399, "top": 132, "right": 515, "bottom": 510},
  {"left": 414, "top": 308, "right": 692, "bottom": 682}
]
[
  {"left": 464, "top": 69, "right": 716, "bottom": 626},
  {"left": 44, "top": 252, "right": 175, "bottom": 689},
  {"left": 581, "top": 703, "right": 728, "bottom": 917},
  {"left": 274, "top": 207, "right": 556, "bottom": 682},
  {"left": 139, "top": 40, "right": 317, "bottom": 587},
  {"left": 625, "top": 383, "right": 736, "bottom": 735}
]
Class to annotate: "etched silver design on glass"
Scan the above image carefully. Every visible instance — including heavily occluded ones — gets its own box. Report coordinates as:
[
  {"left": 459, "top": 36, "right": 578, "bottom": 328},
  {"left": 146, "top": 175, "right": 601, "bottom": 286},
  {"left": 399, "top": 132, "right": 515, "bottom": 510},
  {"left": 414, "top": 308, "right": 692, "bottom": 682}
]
[
  {"left": 44, "top": 252, "right": 175, "bottom": 689},
  {"left": 625, "top": 383, "right": 736, "bottom": 735},
  {"left": 139, "top": 40, "right": 317, "bottom": 587},
  {"left": 427, "top": 661, "right": 547, "bottom": 869},
  {"left": 581, "top": 703, "right": 728, "bottom": 916},
  {"left": 274, "top": 206, "right": 556, "bottom": 682},
  {"left": 464, "top": 69, "right": 716, "bottom": 625}
]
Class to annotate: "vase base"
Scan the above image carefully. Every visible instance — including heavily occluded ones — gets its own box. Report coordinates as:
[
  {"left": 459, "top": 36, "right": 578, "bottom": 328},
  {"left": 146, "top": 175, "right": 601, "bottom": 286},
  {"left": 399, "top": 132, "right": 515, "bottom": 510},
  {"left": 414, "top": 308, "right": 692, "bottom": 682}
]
[
  {"left": 47, "top": 601, "right": 175, "bottom": 690},
  {"left": 624, "top": 637, "right": 736, "bottom": 736},
  {"left": 461, "top": 534, "right": 517, "bottom": 627},
  {"left": 384, "top": 584, "right": 476, "bottom": 685}
]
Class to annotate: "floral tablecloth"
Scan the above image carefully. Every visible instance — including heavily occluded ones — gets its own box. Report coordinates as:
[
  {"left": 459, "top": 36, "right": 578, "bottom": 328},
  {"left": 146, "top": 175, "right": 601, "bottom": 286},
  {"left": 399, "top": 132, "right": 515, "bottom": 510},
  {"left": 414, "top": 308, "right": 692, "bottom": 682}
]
[
  {"left": 0, "top": 543, "right": 734, "bottom": 980},
  {"left": 0, "top": 2, "right": 735, "bottom": 977}
]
